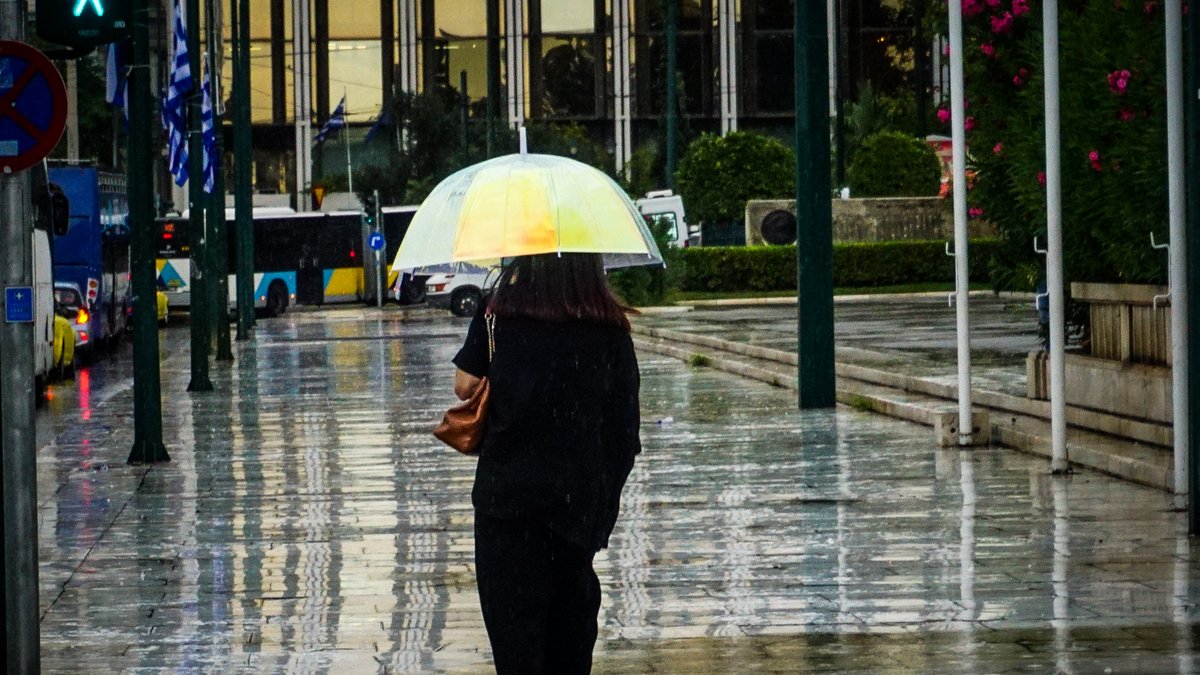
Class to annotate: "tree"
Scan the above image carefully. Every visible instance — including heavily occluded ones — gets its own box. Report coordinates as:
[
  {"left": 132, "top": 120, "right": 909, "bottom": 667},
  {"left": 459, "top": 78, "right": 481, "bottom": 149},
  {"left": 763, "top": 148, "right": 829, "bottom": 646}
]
[
  {"left": 934, "top": 2, "right": 1168, "bottom": 287},
  {"left": 675, "top": 131, "right": 795, "bottom": 224}
]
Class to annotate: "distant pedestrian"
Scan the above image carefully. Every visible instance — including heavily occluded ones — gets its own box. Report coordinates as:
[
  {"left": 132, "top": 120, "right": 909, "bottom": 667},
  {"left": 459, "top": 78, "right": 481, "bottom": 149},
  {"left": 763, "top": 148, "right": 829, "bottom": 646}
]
[{"left": 451, "top": 253, "right": 642, "bottom": 674}]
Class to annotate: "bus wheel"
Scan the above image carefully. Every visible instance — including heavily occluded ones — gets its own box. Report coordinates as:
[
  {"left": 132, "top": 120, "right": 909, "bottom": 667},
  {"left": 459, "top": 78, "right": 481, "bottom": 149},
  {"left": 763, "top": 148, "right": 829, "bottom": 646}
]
[
  {"left": 267, "top": 282, "right": 289, "bottom": 317},
  {"left": 400, "top": 279, "right": 427, "bottom": 305},
  {"left": 450, "top": 288, "right": 481, "bottom": 318}
]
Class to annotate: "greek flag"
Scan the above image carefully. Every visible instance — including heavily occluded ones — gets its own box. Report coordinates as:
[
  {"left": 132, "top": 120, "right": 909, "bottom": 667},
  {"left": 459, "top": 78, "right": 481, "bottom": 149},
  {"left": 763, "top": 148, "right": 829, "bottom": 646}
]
[
  {"left": 201, "top": 58, "right": 217, "bottom": 194},
  {"left": 162, "top": 0, "right": 192, "bottom": 187},
  {"left": 105, "top": 42, "right": 127, "bottom": 117},
  {"left": 313, "top": 96, "right": 346, "bottom": 145},
  {"left": 364, "top": 108, "right": 390, "bottom": 144}
]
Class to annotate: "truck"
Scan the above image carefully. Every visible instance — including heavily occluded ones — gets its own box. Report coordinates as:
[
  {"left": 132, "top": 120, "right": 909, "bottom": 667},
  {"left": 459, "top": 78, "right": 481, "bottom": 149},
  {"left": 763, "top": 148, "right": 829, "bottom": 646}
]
[{"left": 47, "top": 165, "right": 131, "bottom": 353}]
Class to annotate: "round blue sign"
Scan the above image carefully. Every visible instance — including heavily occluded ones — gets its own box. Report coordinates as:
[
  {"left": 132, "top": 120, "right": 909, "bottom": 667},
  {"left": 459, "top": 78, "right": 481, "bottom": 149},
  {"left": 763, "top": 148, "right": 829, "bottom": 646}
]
[{"left": 368, "top": 232, "right": 385, "bottom": 251}]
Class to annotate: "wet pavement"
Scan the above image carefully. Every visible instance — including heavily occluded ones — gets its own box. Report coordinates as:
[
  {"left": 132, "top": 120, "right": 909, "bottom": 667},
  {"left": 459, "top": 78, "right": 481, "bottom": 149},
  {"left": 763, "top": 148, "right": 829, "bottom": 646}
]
[
  {"left": 643, "top": 294, "right": 1042, "bottom": 397},
  {"left": 33, "top": 305, "right": 1200, "bottom": 672}
]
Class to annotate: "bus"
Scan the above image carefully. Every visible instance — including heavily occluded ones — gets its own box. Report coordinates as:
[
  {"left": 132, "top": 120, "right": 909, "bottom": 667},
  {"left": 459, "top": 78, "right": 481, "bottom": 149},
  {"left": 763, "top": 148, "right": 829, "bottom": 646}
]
[
  {"left": 48, "top": 166, "right": 131, "bottom": 348},
  {"left": 156, "top": 206, "right": 419, "bottom": 316}
]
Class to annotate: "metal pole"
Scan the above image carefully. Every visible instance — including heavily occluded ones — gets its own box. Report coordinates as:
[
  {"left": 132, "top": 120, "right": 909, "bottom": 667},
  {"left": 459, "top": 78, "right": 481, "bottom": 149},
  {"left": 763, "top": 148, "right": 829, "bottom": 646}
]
[
  {"left": 795, "top": 0, "right": 836, "bottom": 408},
  {"left": 1167, "top": 0, "right": 1189, "bottom": 505},
  {"left": 208, "top": 0, "right": 233, "bottom": 362},
  {"left": 915, "top": 0, "right": 928, "bottom": 140},
  {"left": 460, "top": 70, "right": 469, "bottom": 165},
  {"left": 127, "top": 0, "right": 170, "bottom": 464},
  {"left": 0, "top": 0, "right": 41, "bottom": 669},
  {"left": 665, "top": 0, "right": 679, "bottom": 190},
  {"left": 1043, "top": 0, "right": 1068, "bottom": 473},
  {"left": 947, "top": 0, "right": 973, "bottom": 442},
  {"left": 344, "top": 90, "right": 353, "bottom": 195},
  {"left": 486, "top": 0, "right": 500, "bottom": 157},
  {"left": 187, "top": 0, "right": 214, "bottom": 392},
  {"left": 375, "top": 189, "right": 383, "bottom": 309},
  {"left": 832, "top": 0, "right": 846, "bottom": 187},
  {"left": 1186, "top": 0, "right": 1200, "bottom": 534},
  {"left": 234, "top": 0, "right": 255, "bottom": 338}
]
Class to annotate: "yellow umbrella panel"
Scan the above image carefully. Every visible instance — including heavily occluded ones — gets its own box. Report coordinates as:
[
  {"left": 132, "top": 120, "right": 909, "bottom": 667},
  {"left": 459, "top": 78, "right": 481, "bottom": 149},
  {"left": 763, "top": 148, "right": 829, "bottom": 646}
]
[{"left": 392, "top": 153, "right": 662, "bottom": 272}]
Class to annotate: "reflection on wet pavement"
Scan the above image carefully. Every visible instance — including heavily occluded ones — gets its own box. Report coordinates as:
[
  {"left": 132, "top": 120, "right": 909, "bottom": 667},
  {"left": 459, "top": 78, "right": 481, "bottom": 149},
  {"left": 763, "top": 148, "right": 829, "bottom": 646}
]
[
  {"left": 34, "top": 308, "right": 1200, "bottom": 672},
  {"left": 640, "top": 295, "right": 1041, "bottom": 396}
]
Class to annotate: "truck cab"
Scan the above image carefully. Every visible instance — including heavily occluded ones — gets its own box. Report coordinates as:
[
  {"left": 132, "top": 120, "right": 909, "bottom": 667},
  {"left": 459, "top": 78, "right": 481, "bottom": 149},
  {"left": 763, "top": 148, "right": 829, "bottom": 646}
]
[{"left": 635, "top": 190, "right": 695, "bottom": 247}]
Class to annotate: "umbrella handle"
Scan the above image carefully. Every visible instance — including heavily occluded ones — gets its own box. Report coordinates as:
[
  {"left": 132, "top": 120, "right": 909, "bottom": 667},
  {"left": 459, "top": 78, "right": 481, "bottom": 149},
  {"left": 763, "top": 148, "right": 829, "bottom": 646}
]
[{"left": 519, "top": 127, "right": 528, "bottom": 155}]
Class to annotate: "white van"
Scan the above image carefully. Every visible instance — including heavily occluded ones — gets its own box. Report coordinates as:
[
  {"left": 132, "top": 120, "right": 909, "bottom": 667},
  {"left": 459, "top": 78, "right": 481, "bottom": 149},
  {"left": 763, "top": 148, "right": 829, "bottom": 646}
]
[
  {"left": 33, "top": 228, "right": 55, "bottom": 400},
  {"left": 636, "top": 190, "right": 695, "bottom": 247}
]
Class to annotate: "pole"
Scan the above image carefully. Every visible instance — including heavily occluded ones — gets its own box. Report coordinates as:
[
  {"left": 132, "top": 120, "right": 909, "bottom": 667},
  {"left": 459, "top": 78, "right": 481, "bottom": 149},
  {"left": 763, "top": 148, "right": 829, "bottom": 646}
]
[
  {"left": 375, "top": 189, "right": 383, "bottom": 309},
  {"left": 187, "top": 0, "right": 214, "bottom": 392},
  {"left": 234, "top": 0, "right": 255, "bottom": 338},
  {"left": 795, "top": 0, "right": 836, "bottom": 408},
  {"left": 1187, "top": 0, "right": 1200, "bottom": 533},
  {"left": 208, "top": 0, "right": 233, "bottom": 362},
  {"left": 832, "top": 0, "right": 846, "bottom": 187},
  {"left": 1166, "top": 0, "right": 1189, "bottom": 506},
  {"left": 947, "top": 0, "right": 972, "bottom": 442},
  {"left": 915, "top": 0, "right": 929, "bottom": 140},
  {"left": 0, "top": 0, "right": 41, "bottom": 668},
  {"left": 1043, "top": 0, "right": 1068, "bottom": 473},
  {"left": 460, "top": 70, "right": 469, "bottom": 165},
  {"left": 486, "top": 0, "right": 500, "bottom": 157},
  {"left": 127, "top": 0, "right": 169, "bottom": 464},
  {"left": 665, "top": 0, "right": 679, "bottom": 190},
  {"left": 344, "top": 90, "right": 353, "bottom": 196}
]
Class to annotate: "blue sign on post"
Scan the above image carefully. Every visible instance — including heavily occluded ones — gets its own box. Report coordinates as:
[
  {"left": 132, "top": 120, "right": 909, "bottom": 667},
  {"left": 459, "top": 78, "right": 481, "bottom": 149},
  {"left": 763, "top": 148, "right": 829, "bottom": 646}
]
[
  {"left": 5, "top": 287, "right": 34, "bottom": 323},
  {"left": 368, "top": 232, "right": 385, "bottom": 252}
]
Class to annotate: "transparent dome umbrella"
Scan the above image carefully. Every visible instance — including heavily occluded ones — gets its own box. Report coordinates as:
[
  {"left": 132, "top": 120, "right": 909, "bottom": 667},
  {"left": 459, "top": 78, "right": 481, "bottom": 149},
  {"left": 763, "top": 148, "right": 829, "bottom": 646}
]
[{"left": 391, "top": 148, "right": 664, "bottom": 273}]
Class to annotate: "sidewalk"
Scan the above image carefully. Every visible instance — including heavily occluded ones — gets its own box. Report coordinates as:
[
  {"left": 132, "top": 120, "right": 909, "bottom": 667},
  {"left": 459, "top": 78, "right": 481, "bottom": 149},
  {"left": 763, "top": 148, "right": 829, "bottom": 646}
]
[{"left": 34, "top": 308, "right": 1200, "bottom": 672}]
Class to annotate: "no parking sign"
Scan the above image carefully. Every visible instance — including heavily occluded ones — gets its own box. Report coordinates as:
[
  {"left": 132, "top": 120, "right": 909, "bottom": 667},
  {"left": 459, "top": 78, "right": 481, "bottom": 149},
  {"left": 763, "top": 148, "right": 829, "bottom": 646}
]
[{"left": 0, "top": 41, "right": 68, "bottom": 174}]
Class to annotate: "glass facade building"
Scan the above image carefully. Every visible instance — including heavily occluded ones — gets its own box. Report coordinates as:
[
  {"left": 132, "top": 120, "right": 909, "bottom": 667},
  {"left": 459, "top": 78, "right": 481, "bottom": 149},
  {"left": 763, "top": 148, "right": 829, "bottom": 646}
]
[{"left": 231, "top": 0, "right": 919, "bottom": 199}]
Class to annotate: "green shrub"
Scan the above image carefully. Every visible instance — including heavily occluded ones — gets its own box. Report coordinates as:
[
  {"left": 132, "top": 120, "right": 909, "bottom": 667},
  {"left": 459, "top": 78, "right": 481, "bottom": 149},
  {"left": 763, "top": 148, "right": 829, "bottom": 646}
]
[
  {"left": 846, "top": 131, "right": 942, "bottom": 198},
  {"left": 678, "top": 239, "right": 1000, "bottom": 293},
  {"left": 675, "top": 131, "right": 795, "bottom": 223}
]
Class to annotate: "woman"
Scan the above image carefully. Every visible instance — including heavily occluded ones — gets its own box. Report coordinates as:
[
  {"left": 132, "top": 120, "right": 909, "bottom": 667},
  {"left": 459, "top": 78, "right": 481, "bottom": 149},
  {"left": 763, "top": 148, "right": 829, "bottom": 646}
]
[{"left": 452, "top": 253, "right": 642, "bottom": 674}]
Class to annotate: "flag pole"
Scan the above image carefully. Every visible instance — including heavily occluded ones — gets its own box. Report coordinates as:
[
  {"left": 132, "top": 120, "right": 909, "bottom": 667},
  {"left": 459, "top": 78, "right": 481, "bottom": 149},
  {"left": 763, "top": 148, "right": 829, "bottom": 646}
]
[{"left": 344, "top": 89, "right": 354, "bottom": 195}]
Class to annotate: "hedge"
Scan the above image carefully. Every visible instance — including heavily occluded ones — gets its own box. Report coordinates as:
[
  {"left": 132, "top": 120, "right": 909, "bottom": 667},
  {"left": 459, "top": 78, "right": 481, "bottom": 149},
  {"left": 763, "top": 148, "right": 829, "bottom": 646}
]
[{"left": 678, "top": 240, "right": 1000, "bottom": 293}]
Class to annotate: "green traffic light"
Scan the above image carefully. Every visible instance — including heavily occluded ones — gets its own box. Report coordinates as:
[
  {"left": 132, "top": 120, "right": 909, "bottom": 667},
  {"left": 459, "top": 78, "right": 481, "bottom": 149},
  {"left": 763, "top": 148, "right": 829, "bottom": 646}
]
[{"left": 73, "top": 0, "right": 105, "bottom": 17}]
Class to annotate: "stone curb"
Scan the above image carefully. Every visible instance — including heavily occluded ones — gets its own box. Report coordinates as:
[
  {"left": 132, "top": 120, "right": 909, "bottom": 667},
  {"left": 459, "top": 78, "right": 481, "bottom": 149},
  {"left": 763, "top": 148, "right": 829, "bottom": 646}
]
[{"left": 631, "top": 323, "right": 1173, "bottom": 492}]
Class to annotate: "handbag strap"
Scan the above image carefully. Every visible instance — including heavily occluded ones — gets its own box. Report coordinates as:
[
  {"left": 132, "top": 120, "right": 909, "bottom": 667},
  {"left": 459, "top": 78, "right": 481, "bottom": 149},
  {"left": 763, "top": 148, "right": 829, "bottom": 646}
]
[{"left": 485, "top": 312, "right": 496, "bottom": 363}]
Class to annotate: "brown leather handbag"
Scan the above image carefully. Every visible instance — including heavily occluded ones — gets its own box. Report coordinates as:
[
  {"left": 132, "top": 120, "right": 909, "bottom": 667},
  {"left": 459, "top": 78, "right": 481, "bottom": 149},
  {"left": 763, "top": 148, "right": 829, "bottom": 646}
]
[{"left": 434, "top": 313, "right": 495, "bottom": 454}]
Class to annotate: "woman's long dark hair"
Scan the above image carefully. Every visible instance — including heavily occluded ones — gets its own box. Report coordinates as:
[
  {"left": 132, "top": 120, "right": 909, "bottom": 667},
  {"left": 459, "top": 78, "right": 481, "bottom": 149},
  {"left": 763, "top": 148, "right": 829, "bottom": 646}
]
[{"left": 488, "top": 253, "right": 632, "bottom": 331}]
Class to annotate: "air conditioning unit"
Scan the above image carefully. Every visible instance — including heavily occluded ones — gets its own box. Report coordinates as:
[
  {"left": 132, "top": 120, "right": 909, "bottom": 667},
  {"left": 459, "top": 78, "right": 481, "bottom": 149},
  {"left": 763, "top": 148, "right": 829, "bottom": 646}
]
[{"left": 744, "top": 200, "right": 797, "bottom": 246}]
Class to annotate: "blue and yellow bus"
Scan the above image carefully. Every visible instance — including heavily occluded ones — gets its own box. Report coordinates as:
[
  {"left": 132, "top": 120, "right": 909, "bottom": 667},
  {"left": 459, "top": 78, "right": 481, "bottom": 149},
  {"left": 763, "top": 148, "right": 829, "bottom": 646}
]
[{"left": 156, "top": 207, "right": 418, "bottom": 316}]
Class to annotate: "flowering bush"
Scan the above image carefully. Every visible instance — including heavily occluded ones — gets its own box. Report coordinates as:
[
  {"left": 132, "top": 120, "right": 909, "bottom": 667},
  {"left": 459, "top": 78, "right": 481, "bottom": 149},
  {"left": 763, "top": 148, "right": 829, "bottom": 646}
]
[{"left": 935, "top": 0, "right": 1168, "bottom": 286}]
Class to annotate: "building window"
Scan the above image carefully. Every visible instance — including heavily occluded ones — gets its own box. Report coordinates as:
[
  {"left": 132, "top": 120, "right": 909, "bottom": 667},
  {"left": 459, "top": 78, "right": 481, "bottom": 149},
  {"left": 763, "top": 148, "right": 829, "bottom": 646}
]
[
  {"left": 422, "top": 0, "right": 504, "bottom": 107},
  {"left": 535, "top": 0, "right": 600, "bottom": 118},
  {"left": 631, "top": 0, "right": 714, "bottom": 118},
  {"left": 742, "top": 0, "right": 794, "bottom": 115}
]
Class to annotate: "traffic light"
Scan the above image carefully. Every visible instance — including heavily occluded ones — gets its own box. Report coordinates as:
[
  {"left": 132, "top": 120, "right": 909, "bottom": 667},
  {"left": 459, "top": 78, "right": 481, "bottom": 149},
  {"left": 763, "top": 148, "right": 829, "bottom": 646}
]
[
  {"left": 363, "top": 195, "right": 377, "bottom": 228},
  {"left": 37, "top": 0, "right": 130, "bottom": 49}
]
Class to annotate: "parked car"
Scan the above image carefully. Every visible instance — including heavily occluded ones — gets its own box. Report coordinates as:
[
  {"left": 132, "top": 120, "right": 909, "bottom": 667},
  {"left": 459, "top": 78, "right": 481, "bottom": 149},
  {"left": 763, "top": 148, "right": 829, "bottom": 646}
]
[
  {"left": 421, "top": 263, "right": 497, "bottom": 317},
  {"left": 54, "top": 282, "right": 93, "bottom": 363}
]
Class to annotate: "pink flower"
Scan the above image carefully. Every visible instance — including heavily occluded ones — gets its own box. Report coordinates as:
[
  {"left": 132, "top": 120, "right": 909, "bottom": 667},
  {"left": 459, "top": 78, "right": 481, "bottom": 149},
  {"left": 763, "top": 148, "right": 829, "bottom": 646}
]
[
  {"left": 1144, "top": 1, "right": 1158, "bottom": 13},
  {"left": 943, "top": 42, "right": 951, "bottom": 56},
  {"left": 965, "top": 116, "right": 976, "bottom": 132},
  {"left": 991, "top": 12, "right": 1015, "bottom": 34},
  {"left": 938, "top": 108, "right": 951, "bottom": 124},
  {"left": 1012, "top": 0, "right": 1031, "bottom": 16},
  {"left": 1037, "top": 171, "right": 1047, "bottom": 186},
  {"left": 1107, "top": 69, "right": 1132, "bottom": 95},
  {"left": 993, "top": 142, "right": 1005, "bottom": 156},
  {"left": 987, "top": 0, "right": 1001, "bottom": 6},
  {"left": 1118, "top": 107, "right": 1135, "bottom": 121},
  {"left": 1013, "top": 74, "right": 1023, "bottom": 87},
  {"left": 1089, "top": 150, "right": 1104, "bottom": 172},
  {"left": 969, "top": 207, "right": 985, "bottom": 219},
  {"left": 963, "top": 0, "right": 986, "bottom": 17},
  {"left": 980, "top": 43, "right": 997, "bottom": 58}
]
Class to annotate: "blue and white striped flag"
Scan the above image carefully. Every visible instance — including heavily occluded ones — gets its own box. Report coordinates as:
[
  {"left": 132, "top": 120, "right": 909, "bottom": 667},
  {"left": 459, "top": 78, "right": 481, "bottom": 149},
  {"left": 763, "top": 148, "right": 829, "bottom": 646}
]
[
  {"left": 105, "top": 42, "right": 127, "bottom": 117},
  {"left": 162, "top": 0, "right": 192, "bottom": 187},
  {"left": 313, "top": 96, "right": 346, "bottom": 146},
  {"left": 201, "top": 57, "right": 217, "bottom": 194}
]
